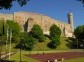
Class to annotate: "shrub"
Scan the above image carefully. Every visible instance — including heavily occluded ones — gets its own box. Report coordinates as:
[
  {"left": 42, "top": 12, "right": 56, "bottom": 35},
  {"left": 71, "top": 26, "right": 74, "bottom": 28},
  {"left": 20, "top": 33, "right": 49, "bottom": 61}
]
[
  {"left": 16, "top": 32, "right": 35, "bottom": 50},
  {"left": 30, "top": 24, "right": 45, "bottom": 42},
  {"left": 47, "top": 36, "right": 60, "bottom": 49},
  {"left": 50, "top": 24, "right": 61, "bottom": 38},
  {"left": 48, "top": 24, "right": 61, "bottom": 49}
]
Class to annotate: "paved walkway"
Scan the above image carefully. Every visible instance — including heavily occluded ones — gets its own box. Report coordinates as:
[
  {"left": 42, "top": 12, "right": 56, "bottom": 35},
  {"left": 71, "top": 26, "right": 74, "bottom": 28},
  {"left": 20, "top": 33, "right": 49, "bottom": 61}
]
[{"left": 1, "top": 52, "right": 15, "bottom": 59}]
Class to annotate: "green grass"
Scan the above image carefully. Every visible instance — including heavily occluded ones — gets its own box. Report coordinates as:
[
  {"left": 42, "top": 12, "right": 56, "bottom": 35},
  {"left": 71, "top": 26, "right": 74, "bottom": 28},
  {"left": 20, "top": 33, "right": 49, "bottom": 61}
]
[
  {"left": 56, "top": 37, "right": 70, "bottom": 50},
  {"left": 33, "top": 37, "right": 70, "bottom": 51},
  {"left": 0, "top": 37, "right": 69, "bottom": 52},
  {"left": 0, "top": 43, "right": 17, "bottom": 52},
  {"left": 7, "top": 51, "right": 39, "bottom": 62},
  {"left": 6, "top": 50, "right": 69, "bottom": 62},
  {"left": 8, "top": 51, "right": 84, "bottom": 62},
  {"left": 32, "top": 37, "right": 51, "bottom": 51},
  {"left": 64, "top": 57, "right": 84, "bottom": 62},
  {"left": 1, "top": 37, "right": 84, "bottom": 62}
]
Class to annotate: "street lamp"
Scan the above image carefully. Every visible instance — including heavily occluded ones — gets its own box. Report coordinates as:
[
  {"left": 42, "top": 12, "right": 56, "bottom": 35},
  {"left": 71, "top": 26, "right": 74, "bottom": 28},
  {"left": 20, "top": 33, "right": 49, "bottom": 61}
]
[
  {"left": 77, "top": 39, "right": 79, "bottom": 62},
  {"left": 0, "top": 40, "right": 2, "bottom": 61},
  {"left": 0, "top": 40, "right": 1, "bottom": 60},
  {"left": 20, "top": 41, "right": 22, "bottom": 62}
]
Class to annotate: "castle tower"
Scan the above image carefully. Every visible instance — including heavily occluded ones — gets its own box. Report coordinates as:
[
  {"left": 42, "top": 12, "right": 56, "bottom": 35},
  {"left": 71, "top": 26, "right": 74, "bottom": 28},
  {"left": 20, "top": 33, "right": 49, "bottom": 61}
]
[{"left": 67, "top": 12, "right": 74, "bottom": 32}]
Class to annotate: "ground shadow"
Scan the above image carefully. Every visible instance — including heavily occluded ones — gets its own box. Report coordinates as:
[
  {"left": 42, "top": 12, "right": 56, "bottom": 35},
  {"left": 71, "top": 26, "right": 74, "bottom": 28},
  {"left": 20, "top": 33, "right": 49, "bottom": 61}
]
[
  {"left": 0, "top": 59, "right": 14, "bottom": 62},
  {"left": 0, "top": 59, "right": 27, "bottom": 62},
  {"left": 66, "top": 37, "right": 78, "bottom": 49},
  {"left": 66, "top": 37, "right": 84, "bottom": 49}
]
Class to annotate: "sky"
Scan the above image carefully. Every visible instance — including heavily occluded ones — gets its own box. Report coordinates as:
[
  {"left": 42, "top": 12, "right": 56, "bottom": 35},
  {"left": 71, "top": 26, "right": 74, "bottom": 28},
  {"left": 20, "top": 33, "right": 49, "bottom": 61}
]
[{"left": 0, "top": 0, "right": 84, "bottom": 28}]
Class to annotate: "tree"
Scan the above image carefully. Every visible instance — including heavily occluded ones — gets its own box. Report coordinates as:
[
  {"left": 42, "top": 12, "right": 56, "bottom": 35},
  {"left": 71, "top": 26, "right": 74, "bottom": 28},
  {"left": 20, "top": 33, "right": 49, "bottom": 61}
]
[
  {"left": 74, "top": 25, "right": 84, "bottom": 41},
  {"left": 0, "top": 0, "right": 30, "bottom": 10},
  {"left": 0, "top": 20, "right": 7, "bottom": 45},
  {"left": 47, "top": 36, "right": 60, "bottom": 48},
  {"left": 16, "top": 32, "right": 35, "bottom": 50},
  {"left": 0, "top": 20, "right": 6, "bottom": 36},
  {"left": 50, "top": 24, "right": 61, "bottom": 38},
  {"left": 78, "top": 0, "right": 84, "bottom": 6},
  {"left": 6, "top": 20, "right": 21, "bottom": 43},
  {"left": 6, "top": 20, "right": 21, "bottom": 35},
  {"left": 30, "top": 24, "right": 45, "bottom": 42},
  {"left": 48, "top": 24, "right": 61, "bottom": 49},
  {"left": 74, "top": 25, "right": 84, "bottom": 40},
  {"left": 0, "top": 21, "right": 3, "bottom": 36},
  {"left": 74, "top": 25, "right": 84, "bottom": 48}
]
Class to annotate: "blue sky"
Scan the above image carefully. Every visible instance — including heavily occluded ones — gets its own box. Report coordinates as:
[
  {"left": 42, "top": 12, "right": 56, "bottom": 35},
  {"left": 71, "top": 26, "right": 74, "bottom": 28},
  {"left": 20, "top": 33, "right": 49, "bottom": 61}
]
[{"left": 0, "top": 0, "right": 84, "bottom": 28}]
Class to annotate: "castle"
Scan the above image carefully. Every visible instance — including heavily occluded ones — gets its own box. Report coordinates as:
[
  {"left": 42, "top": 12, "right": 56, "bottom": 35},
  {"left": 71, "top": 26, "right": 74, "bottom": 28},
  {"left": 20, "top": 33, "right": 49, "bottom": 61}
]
[{"left": 0, "top": 11, "right": 74, "bottom": 37}]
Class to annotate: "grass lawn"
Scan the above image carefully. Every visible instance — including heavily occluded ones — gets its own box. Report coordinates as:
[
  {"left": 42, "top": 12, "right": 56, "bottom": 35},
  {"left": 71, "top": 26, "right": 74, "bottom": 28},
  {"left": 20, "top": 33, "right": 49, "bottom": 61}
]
[
  {"left": 65, "top": 57, "right": 84, "bottom": 62},
  {"left": 33, "top": 37, "right": 70, "bottom": 51},
  {"left": 8, "top": 50, "right": 69, "bottom": 62},
  {"left": 32, "top": 37, "right": 51, "bottom": 51},
  {"left": 8, "top": 51, "right": 39, "bottom": 62},
  {"left": 0, "top": 37, "right": 69, "bottom": 52},
  {"left": 8, "top": 51, "right": 84, "bottom": 62},
  {"left": 1, "top": 36, "right": 84, "bottom": 62},
  {"left": 56, "top": 37, "right": 69, "bottom": 50},
  {"left": 0, "top": 43, "right": 17, "bottom": 52}
]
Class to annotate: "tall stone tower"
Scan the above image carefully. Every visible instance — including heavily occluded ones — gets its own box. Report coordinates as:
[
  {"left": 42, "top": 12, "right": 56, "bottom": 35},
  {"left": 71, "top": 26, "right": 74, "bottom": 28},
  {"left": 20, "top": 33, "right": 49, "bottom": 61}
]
[{"left": 67, "top": 12, "right": 74, "bottom": 32}]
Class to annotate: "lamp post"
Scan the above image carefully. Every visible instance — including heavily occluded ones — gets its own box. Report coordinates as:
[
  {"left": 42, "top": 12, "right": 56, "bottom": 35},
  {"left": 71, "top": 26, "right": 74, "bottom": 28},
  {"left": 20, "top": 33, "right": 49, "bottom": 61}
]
[
  {"left": 20, "top": 48, "right": 22, "bottom": 62},
  {"left": 77, "top": 39, "right": 79, "bottom": 62},
  {"left": 20, "top": 41, "right": 22, "bottom": 62},
  {"left": 0, "top": 40, "right": 3, "bottom": 61},
  {"left": 0, "top": 40, "right": 1, "bottom": 60}
]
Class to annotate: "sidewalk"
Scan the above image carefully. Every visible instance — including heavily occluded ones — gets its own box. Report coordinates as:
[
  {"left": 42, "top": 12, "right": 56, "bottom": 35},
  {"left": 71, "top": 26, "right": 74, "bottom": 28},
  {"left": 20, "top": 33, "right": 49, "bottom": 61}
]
[{"left": 1, "top": 52, "right": 15, "bottom": 59}]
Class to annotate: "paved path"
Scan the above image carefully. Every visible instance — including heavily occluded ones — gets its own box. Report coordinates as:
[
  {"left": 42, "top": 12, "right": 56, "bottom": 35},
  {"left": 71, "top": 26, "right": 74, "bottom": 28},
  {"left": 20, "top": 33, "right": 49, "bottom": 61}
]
[{"left": 1, "top": 52, "right": 15, "bottom": 59}]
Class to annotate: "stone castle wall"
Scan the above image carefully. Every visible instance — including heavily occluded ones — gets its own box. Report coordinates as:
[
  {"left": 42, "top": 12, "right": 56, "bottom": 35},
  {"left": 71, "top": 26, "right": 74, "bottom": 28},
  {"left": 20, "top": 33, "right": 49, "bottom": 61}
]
[{"left": 0, "top": 11, "right": 73, "bottom": 37}]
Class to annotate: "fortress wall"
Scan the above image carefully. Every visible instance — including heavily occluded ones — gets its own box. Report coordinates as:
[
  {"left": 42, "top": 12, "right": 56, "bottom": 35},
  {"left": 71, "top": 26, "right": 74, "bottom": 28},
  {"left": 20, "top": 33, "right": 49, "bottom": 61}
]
[
  {"left": 13, "top": 12, "right": 27, "bottom": 31},
  {"left": 0, "top": 13, "right": 13, "bottom": 21},
  {"left": 0, "top": 12, "right": 73, "bottom": 37},
  {"left": 14, "top": 12, "right": 26, "bottom": 25},
  {"left": 14, "top": 12, "right": 72, "bottom": 36}
]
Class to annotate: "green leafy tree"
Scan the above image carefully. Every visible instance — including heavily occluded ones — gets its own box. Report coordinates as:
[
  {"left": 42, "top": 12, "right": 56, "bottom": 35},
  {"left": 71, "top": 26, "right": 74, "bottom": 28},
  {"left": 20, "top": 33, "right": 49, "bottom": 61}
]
[
  {"left": 0, "top": 20, "right": 6, "bottom": 36},
  {"left": 0, "top": 0, "right": 30, "bottom": 10},
  {"left": 47, "top": 35, "right": 60, "bottom": 49},
  {"left": 6, "top": 20, "right": 21, "bottom": 43},
  {"left": 6, "top": 20, "right": 21, "bottom": 35},
  {"left": 30, "top": 24, "right": 45, "bottom": 42},
  {"left": 16, "top": 32, "right": 35, "bottom": 50},
  {"left": 74, "top": 25, "right": 84, "bottom": 41},
  {"left": 51, "top": 36, "right": 60, "bottom": 46},
  {"left": 74, "top": 25, "right": 84, "bottom": 48},
  {"left": 50, "top": 24, "right": 61, "bottom": 38},
  {"left": 0, "top": 20, "right": 7, "bottom": 45},
  {"left": 0, "top": 21, "right": 3, "bottom": 36},
  {"left": 48, "top": 24, "right": 61, "bottom": 49}
]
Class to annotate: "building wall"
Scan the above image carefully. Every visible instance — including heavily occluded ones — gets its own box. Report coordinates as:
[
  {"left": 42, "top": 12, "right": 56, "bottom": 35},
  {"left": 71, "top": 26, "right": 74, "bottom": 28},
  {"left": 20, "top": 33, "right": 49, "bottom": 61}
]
[
  {"left": 0, "top": 13, "right": 13, "bottom": 21},
  {"left": 0, "top": 11, "right": 73, "bottom": 37}
]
